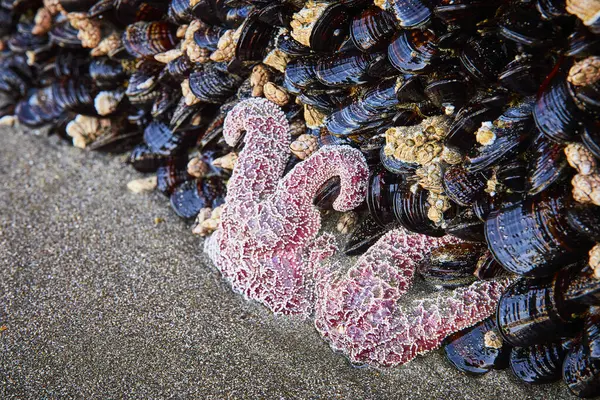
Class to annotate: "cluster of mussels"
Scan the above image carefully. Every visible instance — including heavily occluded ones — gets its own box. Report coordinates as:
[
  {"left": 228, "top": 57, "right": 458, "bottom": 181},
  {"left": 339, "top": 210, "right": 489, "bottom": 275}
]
[{"left": 2, "top": 0, "right": 600, "bottom": 395}]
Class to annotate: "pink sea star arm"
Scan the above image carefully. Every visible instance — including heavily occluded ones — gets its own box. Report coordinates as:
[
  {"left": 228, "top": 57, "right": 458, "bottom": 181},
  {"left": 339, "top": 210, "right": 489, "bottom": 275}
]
[
  {"left": 222, "top": 98, "right": 290, "bottom": 207},
  {"left": 314, "top": 229, "right": 511, "bottom": 367},
  {"left": 278, "top": 145, "right": 369, "bottom": 212}
]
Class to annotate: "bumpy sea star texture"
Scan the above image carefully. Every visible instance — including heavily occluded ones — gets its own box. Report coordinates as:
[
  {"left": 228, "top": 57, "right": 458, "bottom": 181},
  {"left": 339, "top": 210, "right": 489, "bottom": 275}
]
[
  {"left": 314, "top": 229, "right": 511, "bottom": 367},
  {"left": 206, "top": 98, "right": 369, "bottom": 316}
]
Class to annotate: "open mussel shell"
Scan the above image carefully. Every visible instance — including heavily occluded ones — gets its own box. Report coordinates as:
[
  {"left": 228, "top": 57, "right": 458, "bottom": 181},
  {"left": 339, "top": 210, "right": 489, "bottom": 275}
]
[
  {"left": 496, "top": 269, "right": 584, "bottom": 348},
  {"left": 509, "top": 342, "right": 567, "bottom": 384},
  {"left": 485, "top": 189, "right": 589, "bottom": 277},
  {"left": 527, "top": 132, "right": 568, "bottom": 196},
  {"left": 388, "top": 29, "right": 438, "bottom": 74},
  {"left": 189, "top": 63, "right": 244, "bottom": 104},
  {"left": 563, "top": 343, "right": 600, "bottom": 398},
  {"left": 534, "top": 79, "right": 582, "bottom": 143},
  {"left": 169, "top": 176, "right": 226, "bottom": 220},
  {"left": 350, "top": 6, "right": 397, "bottom": 52},
  {"left": 443, "top": 317, "right": 511, "bottom": 375},
  {"left": 418, "top": 242, "right": 483, "bottom": 288},
  {"left": 123, "top": 21, "right": 177, "bottom": 58}
]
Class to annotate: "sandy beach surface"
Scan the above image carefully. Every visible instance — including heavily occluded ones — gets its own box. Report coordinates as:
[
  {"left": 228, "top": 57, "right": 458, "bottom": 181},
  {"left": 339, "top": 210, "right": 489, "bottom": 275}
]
[{"left": 0, "top": 128, "right": 572, "bottom": 399}]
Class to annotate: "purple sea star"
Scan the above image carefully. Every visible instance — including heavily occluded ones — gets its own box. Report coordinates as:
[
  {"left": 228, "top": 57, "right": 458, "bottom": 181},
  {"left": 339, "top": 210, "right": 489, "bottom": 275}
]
[
  {"left": 314, "top": 229, "right": 511, "bottom": 367},
  {"left": 205, "top": 98, "right": 369, "bottom": 316}
]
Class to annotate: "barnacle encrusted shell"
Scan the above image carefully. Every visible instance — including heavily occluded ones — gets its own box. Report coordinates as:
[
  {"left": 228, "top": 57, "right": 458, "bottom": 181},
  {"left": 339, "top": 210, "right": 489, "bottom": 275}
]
[
  {"left": 212, "top": 152, "right": 238, "bottom": 170},
  {"left": 290, "top": 133, "right": 318, "bottom": 159},
  {"left": 193, "top": 206, "right": 222, "bottom": 236},
  {"left": 187, "top": 156, "right": 209, "bottom": 178},
  {"left": 183, "top": 20, "right": 211, "bottom": 63},
  {"left": 263, "top": 47, "right": 290, "bottom": 73},
  {"left": 416, "top": 163, "right": 444, "bottom": 194},
  {"left": 154, "top": 49, "right": 183, "bottom": 64},
  {"left": 568, "top": 56, "right": 600, "bottom": 87},
  {"left": 475, "top": 121, "right": 496, "bottom": 146},
  {"left": 336, "top": 211, "right": 358, "bottom": 234},
  {"left": 94, "top": 90, "right": 124, "bottom": 116},
  {"left": 65, "top": 115, "right": 110, "bottom": 149},
  {"left": 210, "top": 28, "right": 240, "bottom": 62},
  {"left": 304, "top": 104, "right": 326, "bottom": 128},
  {"left": 566, "top": 142, "right": 598, "bottom": 175},
  {"left": 566, "top": 0, "right": 600, "bottom": 27},
  {"left": 127, "top": 176, "right": 158, "bottom": 193},
  {"left": 263, "top": 82, "right": 290, "bottom": 106},
  {"left": 32, "top": 7, "right": 53, "bottom": 35},
  {"left": 572, "top": 173, "right": 600, "bottom": 205},
  {"left": 43, "top": 0, "right": 63, "bottom": 15},
  {"left": 290, "top": 1, "right": 330, "bottom": 47},
  {"left": 384, "top": 116, "right": 450, "bottom": 166},
  {"left": 427, "top": 192, "right": 452, "bottom": 224},
  {"left": 250, "top": 64, "right": 270, "bottom": 97},
  {"left": 181, "top": 79, "right": 200, "bottom": 106},
  {"left": 91, "top": 32, "right": 121, "bottom": 57},
  {"left": 590, "top": 244, "right": 600, "bottom": 279},
  {"left": 67, "top": 12, "right": 102, "bottom": 48}
]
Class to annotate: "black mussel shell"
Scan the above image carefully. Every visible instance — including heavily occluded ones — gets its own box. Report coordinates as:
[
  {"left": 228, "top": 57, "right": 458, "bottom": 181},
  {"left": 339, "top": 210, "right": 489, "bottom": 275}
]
[
  {"left": 315, "top": 51, "right": 388, "bottom": 88},
  {"left": 445, "top": 101, "right": 504, "bottom": 152},
  {"left": 445, "top": 209, "right": 485, "bottom": 242},
  {"left": 350, "top": 6, "right": 397, "bottom": 52},
  {"left": 563, "top": 343, "right": 600, "bottom": 398},
  {"left": 536, "top": 0, "right": 569, "bottom": 20},
  {"left": 444, "top": 317, "right": 511, "bottom": 375},
  {"left": 466, "top": 104, "right": 535, "bottom": 173},
  {"left": 233, "top": 10, "right": 277, "bottom": 64},
  {"left": 486, "top": 189, "right": 589, "bottom": 277},
  {"left": 314, "top": 176, "right": 341, "bottom": 210},
  {"left": 418, "top": 242, "right": 483, "bottom": 288},
  {"left": 189, "top": 63, "right": 244, "bottom": 104},
  {"left": 497, "top": 160, "right": 528, "bottom": 195},
  {"left": 510, "top": 342, "right": 567, "bottom": 384},
  {"left": 582, "top": 120, "right": 600, "bottom": 159},
  {"left": 169, "top": 176, "right": 226, "bottom": 220},
  {"left": 434, "top": 0, "right": 497, "bottom": 26},
  {"left": 499, "top": 57, "right": 551, "bottom": 96},
  {"left": 127, "top": 143, "right": 165, "bottom": 172},
  {"left": 344, "top": 215, "right": 386, "bottom": 256},
  {"left": 567, "top": 25, "right": 600, "bottom": 59},
  {"left": 527, "top": 132, "right": 568, "bottom": 195},
  {"left": 143, "top": 120, "right": 196, "bottom": 156},
  {"left": 387, "top": 0, "right": 431, "bottom": 29},
  {"left": 534, "top": 79, "right": 582, "bottom": 143},
  {"left": 58, "top": 0, "right": 96, "bottom": 12},
  {"left": 563, "top": 266, "right": 600, "bottom": 307},
  {"left": 168, "top": 0, "right": 193, "bottom": 23},
  {"left": 123, "top": 21, "right": 177, "bottom": 58},
  {"left": 584, "top": 307, "right": 600, "bottom": 360},
  {"left": 443, "top": 165, "right": 487, "bottom": 207},
  {"left": 308, "top": 3, "right": 350, "bottom": 52},
  {"left": 499, "top": 5, "right": 557, "bottom": 48},
  {"left": 460, "top": 35, "right": 512, "bottom": 83},
  {"left": 277, "top": 33, "right": 311, "bottom": 57},
  {"left": 283, "top": 56, "right": 322, "bottom": 93},
  {"left": 391, "top": 179, "right": 445, "bottom": 237},
  {"left": 156, "top": 157, "right": 191, "bottom": 196},
  {"left": 367, "top": 168, "right": 401, "bottom": 228},
  {"left": 424, "top": 73, "right": 469, "bottom": 110},
  {"left": 472, "top": 194, "right": 495, "bottom": 223},
  {"left": 474, "top": 250, "right": 506, "bottom": 280},
  {"left": 567, "top": 203, "right": 600, "bottom": 243},
  {"left": 388, "top": 29, "right": 438, "bottom": 74},
  {"left": 496, "top": 269, "right": 584, "bottom": 348},
  {"left": 89, "top": 58, "right": 126, "bottom": 89}
]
